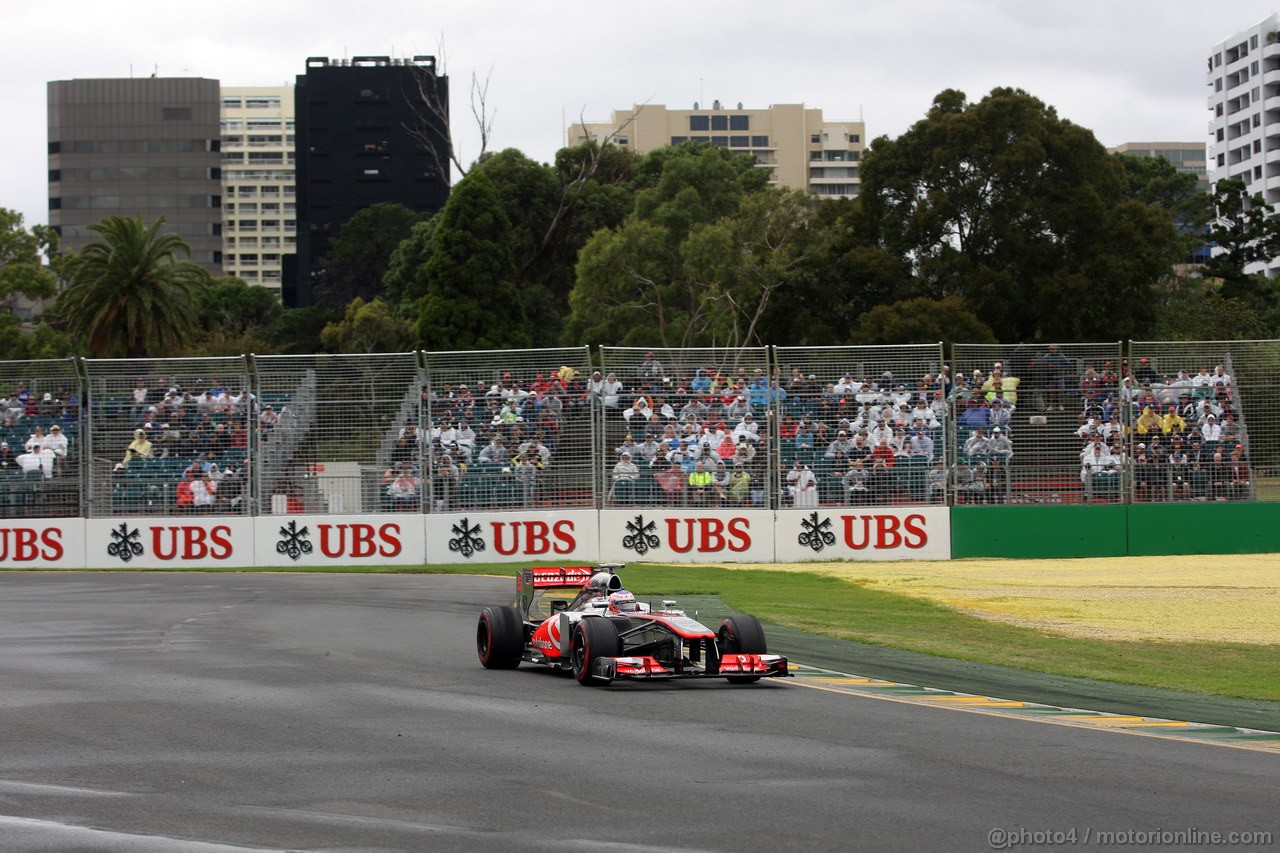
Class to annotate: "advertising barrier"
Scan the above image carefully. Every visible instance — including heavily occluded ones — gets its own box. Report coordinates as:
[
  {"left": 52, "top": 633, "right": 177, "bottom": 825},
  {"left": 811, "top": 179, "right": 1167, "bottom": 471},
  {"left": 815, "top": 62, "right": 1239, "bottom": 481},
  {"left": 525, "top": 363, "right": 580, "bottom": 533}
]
[
  {"left": 424, "top": 510, "right": 599, "bottom": 564},
  {"left": 84, "top": 517, "right": 256, "bottom": 569},
  {"left": 774, "top": 506, "right": 950, "bottom": 562},
  {"left": 256, "top": 514, "right": 426, "bottom": 567},
  {"left": 599, "top": 509, "right": 775, "bottom": 564},
  {"left": 0, "top": 518, "right": 84, "bottom": 567}
]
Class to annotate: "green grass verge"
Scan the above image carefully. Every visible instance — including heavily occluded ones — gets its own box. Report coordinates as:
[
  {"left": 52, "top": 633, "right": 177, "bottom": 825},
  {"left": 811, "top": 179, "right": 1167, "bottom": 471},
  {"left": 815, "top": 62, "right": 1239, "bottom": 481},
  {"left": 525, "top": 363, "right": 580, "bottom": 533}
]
[
  {"left": 48, "top": 560, "right": 1280, "bottom": 701},
  {"left": 429, "top": 562, "right": 1280, "bottom": 702}
]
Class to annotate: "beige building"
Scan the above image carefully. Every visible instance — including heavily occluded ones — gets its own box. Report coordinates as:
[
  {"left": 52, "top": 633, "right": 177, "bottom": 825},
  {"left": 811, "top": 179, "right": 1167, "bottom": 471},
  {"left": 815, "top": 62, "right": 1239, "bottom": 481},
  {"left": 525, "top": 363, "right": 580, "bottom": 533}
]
[
  {"left": 220, "top": 86, "right": 296, "bottom": 293},
  {"left": 1108, "top": 142, "right": 1209, "bottom": 192},
  {"left": 568, "top": 103, "right": 864, "bottom": 197}
]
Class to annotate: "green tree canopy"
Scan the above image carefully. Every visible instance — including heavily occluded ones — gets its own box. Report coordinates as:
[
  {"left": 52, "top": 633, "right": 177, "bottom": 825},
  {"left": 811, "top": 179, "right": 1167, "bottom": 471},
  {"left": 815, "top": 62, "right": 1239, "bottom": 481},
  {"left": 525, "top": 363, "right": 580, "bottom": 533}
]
[
  {"left": 57, "top": 215, "right": 210, "bottom": 358},
  {"left": 859, "top": 87, "right": 1181, "bottom": 341},
  {"left": 1204, "top": 178, "right": 1280, "bottom": 302},
  {"left": 320, "top": 297, "right": 415, "bottom": 353},
  {"left": 563, "top": 144, "right": 783, "bottom": 348},
  {"left": 0, "top": 208, "right": 59, "bottom": 313},
  {"left": 852, "top": 295, "right": 996, "bottom": 345},
  {"left": 415, "top": 170, "right": 531, "bottom": 350},
  {"left": 314, "top": 202, "right": 424, "bottom": 308}
]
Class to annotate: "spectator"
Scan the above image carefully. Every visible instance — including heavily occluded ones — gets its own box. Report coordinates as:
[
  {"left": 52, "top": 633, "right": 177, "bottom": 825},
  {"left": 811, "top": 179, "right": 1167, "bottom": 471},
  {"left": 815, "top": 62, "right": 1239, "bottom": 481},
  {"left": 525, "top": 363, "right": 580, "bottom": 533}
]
[
  {"left": 1135, "top": 406, "right": 1162, "bottom": 435},
  {"left": 124, "top": 429, "right": 153, "bottom": 464},
  {"left": 732, "top": 413, "right": 760, "bottom": 444},
  {"left": 987, "top": 427, "right": 1013, "bottom": 462},
  {"left": 688, "top": 458, "right": 714, "bottom": 506},
  {"left": 435, "top": 454, "right": 461, "bottom": 510},
  {"left": 17, "top": 443, "right": 53, "bottom": 479},
  {"left": 843, "top": 459, "right": 871, "bottom": 505},
  {"left": 654, "top": 459, "right": 685, "bottom": 505},
  {"left": 1133, "top": 357, "right": 1158, "bottom": 386},
  {"left": 727, "top": 464, "right": 751, "bottom": 505},
  {"left": 478, "top": 435, "right": 509, "bottom": 466},
  {"left": 786, "top": 459, "right": 819, "bottom": 508},
  {"left": 964, "top": 428, "right": 991, "bottom": 463},
  {"left": 824, "top": 430, "right": 854, "bottom": 459},
  {"left": 600, "top": 372, "right": 624, "bottom": 409},
  {"left": 1208, "top": 450, "right": 1230, "bottom": 501},
  {"left": 954, "top": 461, "right": 986, "bottom": 504},
  {"left": 1229, "top": 447, "right": 1251, "bottom": 500},
  {"left": 191, "top": 470, "right": 219, "bottom": 513},
  {"left": 639, "top": 351, "right": 664, "bottom": 391},
  {"left": 1167, "top": 446, "right": 1191, "bottom": 501},
  {"left": 1161, "top": 406, "right": 1187, "bottom": 436},
  {"left": 1081, "top": 444, "right": 1118, "bottom": 497},
  {"left": 1041, "top": 344, "right": 1071, "bottom": 410},
  {"left": 927, "top": 460, "right": 948, "bottom": 503},
  {"left": 1211, "top": 364, "right": 1232, "bottom": 388},
  {"left": 259, "top": 404, "right": 279, "bottom": 434}
]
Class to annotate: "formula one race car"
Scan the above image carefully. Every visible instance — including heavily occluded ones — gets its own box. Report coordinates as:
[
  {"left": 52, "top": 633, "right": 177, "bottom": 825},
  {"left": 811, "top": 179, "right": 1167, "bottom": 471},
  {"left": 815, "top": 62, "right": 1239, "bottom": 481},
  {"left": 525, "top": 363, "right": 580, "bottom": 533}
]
[{"left": 476, "top": 564, "right": 790, "bottom": 686}]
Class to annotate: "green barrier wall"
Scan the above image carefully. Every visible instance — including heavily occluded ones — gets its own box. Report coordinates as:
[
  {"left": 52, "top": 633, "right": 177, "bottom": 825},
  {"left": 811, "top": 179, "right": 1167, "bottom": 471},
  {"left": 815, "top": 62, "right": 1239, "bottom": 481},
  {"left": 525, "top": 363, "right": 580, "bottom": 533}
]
[
  {"left": 951, "top": 505, "right": 1129, "bottom": 558},
  {"left": 952, "top": 503, "right": 1280, "bottom": 557},
  {"left": 1127, "top": 502, "right": 1280, "bottom": 555}
]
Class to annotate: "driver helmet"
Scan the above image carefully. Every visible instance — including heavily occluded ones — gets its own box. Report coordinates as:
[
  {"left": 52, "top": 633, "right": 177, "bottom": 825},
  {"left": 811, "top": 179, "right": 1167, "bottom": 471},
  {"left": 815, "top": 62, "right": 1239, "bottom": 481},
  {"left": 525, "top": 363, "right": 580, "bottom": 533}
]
[{"left": 607, "top": 590, "right": 638, "bottom": 614}]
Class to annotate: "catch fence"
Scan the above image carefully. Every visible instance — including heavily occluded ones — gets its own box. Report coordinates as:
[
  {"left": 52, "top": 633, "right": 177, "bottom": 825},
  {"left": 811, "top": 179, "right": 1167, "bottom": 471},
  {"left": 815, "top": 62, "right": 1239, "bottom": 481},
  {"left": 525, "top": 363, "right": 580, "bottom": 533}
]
[{"left": 2, "top": 339, "right": 1277, "bottom": 518}]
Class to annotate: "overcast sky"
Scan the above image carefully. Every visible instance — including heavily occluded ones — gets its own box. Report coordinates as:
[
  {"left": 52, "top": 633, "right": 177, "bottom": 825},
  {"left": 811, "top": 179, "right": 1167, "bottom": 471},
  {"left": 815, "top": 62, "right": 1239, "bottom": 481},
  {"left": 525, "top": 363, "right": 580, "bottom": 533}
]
[{"left": 3, "top": 0, "right": 1275, "bottom": 230}]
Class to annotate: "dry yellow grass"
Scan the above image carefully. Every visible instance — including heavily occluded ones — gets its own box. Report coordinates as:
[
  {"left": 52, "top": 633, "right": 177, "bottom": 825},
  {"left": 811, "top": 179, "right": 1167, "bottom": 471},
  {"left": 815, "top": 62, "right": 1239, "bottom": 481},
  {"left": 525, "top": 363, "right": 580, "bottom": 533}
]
[{"left": 726, "top": 554, "right": 1280, "bottom": 644}]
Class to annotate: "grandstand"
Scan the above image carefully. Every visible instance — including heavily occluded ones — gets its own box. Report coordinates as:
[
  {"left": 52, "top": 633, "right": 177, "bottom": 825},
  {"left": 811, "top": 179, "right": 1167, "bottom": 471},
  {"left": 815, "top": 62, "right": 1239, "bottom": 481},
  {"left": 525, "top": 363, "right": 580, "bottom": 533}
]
[{"left": 0, "top": 341, "right": 1274, "bottom": 518}]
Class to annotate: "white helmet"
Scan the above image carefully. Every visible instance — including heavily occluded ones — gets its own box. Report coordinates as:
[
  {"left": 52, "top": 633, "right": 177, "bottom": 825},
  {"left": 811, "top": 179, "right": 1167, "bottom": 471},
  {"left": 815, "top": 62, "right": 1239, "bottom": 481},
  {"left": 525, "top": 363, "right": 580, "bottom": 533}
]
[{"left": 607, "top": 590, "right": 638, "bottom": 614}]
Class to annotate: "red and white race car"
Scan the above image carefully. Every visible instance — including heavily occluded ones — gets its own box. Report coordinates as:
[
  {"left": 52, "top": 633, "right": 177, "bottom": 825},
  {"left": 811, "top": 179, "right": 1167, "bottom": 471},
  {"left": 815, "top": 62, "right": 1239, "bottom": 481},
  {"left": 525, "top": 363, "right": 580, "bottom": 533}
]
[{"left": 476, "top": 564, "right": 790, "bottom": 686}]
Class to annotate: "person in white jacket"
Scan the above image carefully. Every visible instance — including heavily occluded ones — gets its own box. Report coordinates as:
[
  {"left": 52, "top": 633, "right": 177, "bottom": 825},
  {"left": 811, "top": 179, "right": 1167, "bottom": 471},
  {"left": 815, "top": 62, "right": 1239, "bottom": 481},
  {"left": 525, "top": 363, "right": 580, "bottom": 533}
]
[{"left": 786, "top": 460, "right": 819, "bottom": 508}]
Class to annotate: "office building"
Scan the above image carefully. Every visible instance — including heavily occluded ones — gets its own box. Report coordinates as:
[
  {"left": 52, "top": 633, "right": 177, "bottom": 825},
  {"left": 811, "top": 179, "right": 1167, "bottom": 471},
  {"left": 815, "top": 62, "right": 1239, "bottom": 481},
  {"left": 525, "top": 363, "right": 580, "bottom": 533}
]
[
  {"left": 1207, "top": 14, "right": 1280, "bottom": 276},
  {"left": 289, "top": 56, "right": 450, "bottom": 307},
  {"left": 567, "top": 103, "right": 864, "bottom": 197},
  {"left": 47, "top": 77, "right": 224, "bottom": 274},
  {"left": 220, "top": 86, "right": 296, "bottom": 294}
]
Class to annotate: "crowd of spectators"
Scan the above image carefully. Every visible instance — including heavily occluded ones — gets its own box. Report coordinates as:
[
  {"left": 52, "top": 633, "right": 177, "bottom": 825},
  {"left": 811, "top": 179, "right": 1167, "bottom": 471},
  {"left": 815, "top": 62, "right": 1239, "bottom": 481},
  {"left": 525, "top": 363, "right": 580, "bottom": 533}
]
[
  {"left": 0, "top": 383, "right": 81, "bottom": 516},
  {"left": 110, "top": 377, "right": 257, "bottom": 514}
]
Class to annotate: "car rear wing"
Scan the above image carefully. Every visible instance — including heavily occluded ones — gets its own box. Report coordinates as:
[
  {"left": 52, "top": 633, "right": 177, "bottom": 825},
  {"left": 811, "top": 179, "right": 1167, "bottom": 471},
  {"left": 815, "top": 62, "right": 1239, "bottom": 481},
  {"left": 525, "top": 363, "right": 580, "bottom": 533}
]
[{"left": 516, "top": 566, "right": 596, "bottom": 615}]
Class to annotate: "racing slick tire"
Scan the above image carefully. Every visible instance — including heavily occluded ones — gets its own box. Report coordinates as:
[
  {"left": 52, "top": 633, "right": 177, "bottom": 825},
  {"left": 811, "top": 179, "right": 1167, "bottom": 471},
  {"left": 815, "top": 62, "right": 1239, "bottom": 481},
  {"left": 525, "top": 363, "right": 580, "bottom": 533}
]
[
  {"left": 571, "top": 617, "right": 621, "bottom": 686},
  {"left": 477, "top": 605, "right": 524, "bottom": 670},
  {"left": 717, "top": 614, "right": 767, "bottom": 684}
]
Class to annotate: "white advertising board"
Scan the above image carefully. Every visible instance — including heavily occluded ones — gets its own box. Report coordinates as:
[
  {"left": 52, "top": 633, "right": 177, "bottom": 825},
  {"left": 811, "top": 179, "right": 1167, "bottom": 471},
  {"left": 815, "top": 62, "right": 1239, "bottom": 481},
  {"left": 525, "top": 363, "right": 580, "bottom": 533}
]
[
  {"left": 255, "top": 514, "right": 427, "bottom": 567},
  {"left": 773, "top": 506, "right": 951, "bottom": 562},
  {"left": 84, "top": 517, "right": 256, "bottom": 569},
  {"left": 424, "top": 510, "right": 599, "bottom": 564},
  {"left": 598, "top": 509, "right": 775, "bottom": 564},
  {"left": 0, "top": 518, "right": 85, "bottom": 568}
]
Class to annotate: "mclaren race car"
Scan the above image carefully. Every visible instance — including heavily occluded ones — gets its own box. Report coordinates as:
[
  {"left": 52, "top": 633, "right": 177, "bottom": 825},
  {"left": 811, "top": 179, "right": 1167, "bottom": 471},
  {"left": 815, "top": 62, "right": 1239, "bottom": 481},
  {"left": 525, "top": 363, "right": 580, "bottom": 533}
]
[{"left": 476, "top": 564, "right": 790, "bottom": 686}]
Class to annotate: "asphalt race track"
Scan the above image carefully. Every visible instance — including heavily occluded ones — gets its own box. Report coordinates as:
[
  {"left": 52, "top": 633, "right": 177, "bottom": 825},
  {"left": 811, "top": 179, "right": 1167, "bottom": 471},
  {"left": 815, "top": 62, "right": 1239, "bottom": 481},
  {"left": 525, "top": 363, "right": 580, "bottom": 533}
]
[{"left": 0, "top": 572, "right": 1275, "bottom": 853}]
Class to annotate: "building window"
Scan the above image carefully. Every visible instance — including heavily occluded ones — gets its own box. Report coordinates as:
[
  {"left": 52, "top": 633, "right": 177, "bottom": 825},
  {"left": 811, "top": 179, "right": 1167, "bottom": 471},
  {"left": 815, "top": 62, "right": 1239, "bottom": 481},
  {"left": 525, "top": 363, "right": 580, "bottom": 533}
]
[
  {"left": 690, "top": 136, "right": 709, "bottom": 144},
  {"left": 48, "top": 169, "right": 60, "bottom": 182},
  {"left": 48, "top": 141, "right": 60, "bottom": 154},
  {"left": 729, "top": 136, "right": 749, "bottom": 147},
  {"left": 48, "top": 197, "right": 60, "bottom": 210},
  {"left": 1254, "top": 114, "right": 1262, "bottom": 128},
  {"left": 222, "top": 97, "right": 243, "bottom": 108},
  {"left": 711, "top": 136, "right": 728, "bottom": 147},
  {"left": 850, "top": 134, "right": 860, "bottom": 143},
  {"left": 1251, "top": 34, "right": 1259, "bottom": 49},
  {"left": 689, "top": 115, "right": 709, "bottom": 131},
  {"left": 711, "top": 115, "right": 728, "bottom": 131},
  {"left": 1255, "top": 140, "right": 1262, "bottom": 154},
  {"left": 245, "top": 97, "right": 281, "bottom": 109},
  {"left": 729, "top": 115, "right": 749, "bottom": 131},
  {"left": 1218, "top": 129, "right": 1225, "bottom": 141},
  {"left": 616, "top": 136, "right": 628, "bottom": 145},
  {"left": 671, "top": 136, "right": 688, "bottom": 145},
  {"left": 810, "top": 134, "right": 820, "bottom": 144},
  {"left": 162, "top": 107, "right": 192, "bottom": 121},
  {"left": 810, "top": 151, "right": 822, "bottom": 161},
  {"left": 751, "top": 135, "right": 769, "bottom": 147},
  {"left": 1216, "top": 78, "right": 1223, "bottom": 92}
]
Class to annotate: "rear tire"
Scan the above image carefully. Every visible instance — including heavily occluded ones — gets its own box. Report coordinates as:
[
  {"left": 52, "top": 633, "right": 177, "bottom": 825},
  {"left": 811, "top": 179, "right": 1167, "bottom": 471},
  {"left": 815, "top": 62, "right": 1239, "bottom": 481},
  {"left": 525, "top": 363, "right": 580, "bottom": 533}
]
[
  {"left": 572, "top": 618, "right": 620, "bottom": 686},
  {"left": 477, "top": 605, "right": 523, "bottom": 670},
  {"left": 718, "top": 614, "right": 767, "bottom": 684}
]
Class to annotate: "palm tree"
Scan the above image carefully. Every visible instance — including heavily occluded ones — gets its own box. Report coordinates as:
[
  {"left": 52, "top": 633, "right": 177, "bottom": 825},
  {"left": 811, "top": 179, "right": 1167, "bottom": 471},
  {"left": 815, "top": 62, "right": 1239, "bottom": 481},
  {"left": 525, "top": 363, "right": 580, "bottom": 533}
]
[{"left": 58, "top": 215, "right": 210, "bottom": 358}]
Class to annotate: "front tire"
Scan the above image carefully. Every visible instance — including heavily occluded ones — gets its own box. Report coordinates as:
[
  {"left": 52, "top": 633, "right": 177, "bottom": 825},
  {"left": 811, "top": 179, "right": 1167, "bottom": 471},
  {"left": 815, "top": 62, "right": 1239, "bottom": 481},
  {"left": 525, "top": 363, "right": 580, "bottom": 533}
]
[
  {"left": 571, "top": 618, "right": 620, "bottom": 686},
  {"left": 477, "top": 605, "right": 523, "bottom": 670},
  {"left": 718, "top": 614, "right": 767, "bottom": 684}
]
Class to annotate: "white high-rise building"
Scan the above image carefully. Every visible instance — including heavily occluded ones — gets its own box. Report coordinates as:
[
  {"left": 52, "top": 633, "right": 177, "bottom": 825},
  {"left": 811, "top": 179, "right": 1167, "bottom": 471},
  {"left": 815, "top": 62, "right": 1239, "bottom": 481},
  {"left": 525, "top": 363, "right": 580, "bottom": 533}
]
[
  {"left": 220, "top": 86, "right": 296, "bottom": 294},
  {"left": 1207, "top": 13, "right": 1280, "bottom": 276}
]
